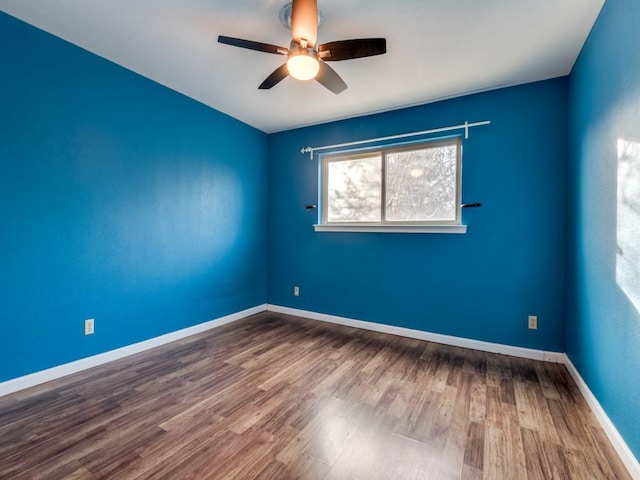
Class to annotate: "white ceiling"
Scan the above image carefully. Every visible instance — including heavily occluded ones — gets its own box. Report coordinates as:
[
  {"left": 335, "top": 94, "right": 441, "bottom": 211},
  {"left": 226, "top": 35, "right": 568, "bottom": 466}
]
[{"left": 0, "top": 0, "right": 604, "bottom": 133}]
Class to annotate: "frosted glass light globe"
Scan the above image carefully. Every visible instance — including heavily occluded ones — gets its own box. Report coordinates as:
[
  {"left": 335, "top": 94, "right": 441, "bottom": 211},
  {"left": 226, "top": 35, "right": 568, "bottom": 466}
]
[{"left": 287, "top": 53, "right": 320, "bottom": 80}]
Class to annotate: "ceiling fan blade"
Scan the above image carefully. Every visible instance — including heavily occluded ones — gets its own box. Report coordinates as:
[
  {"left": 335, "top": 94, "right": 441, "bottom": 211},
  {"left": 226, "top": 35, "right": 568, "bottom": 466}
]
[
  {"left": 318, "top": 38, "right": 387, "bottom": 61},
  {"left": 258, "top": 64, "right": 290, "bottom": 90},
  {"left": 218, "top": 35, "right": 288, "bottom": 55},
  {"left": 291, "top": 0, "right": 318, "bottom": 48},
  {"left": 315, "top": 61, "right": 347, "bottom": 94}
]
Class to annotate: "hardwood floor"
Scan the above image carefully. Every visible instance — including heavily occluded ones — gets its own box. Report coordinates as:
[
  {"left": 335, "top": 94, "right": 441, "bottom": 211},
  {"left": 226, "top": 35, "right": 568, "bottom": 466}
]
[{"left": 0, "top": 312, "right": 630, "bottom": 479}]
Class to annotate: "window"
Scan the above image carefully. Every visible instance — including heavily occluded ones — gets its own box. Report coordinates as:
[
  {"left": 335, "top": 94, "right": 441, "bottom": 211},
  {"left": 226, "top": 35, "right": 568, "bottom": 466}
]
[{"left": 316, "top": 137, "right": 465, "bottom": 233}]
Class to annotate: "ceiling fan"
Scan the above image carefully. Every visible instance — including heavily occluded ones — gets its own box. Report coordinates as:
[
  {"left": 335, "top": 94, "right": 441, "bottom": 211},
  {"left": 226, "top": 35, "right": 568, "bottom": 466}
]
[{"left": 218, "top": 0, "right": 386, "bottom": 94}]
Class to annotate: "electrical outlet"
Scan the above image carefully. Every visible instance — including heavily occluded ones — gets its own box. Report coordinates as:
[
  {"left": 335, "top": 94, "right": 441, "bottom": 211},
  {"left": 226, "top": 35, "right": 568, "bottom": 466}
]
[
  {"left": 84, "top": 318, "right": 95, "bottom": 336},
  {"left": 528, "top": 315, "right": 537, "bottom": 330},
  {"left": 294, "top": 286, "right": 300, "bottom": 297}
]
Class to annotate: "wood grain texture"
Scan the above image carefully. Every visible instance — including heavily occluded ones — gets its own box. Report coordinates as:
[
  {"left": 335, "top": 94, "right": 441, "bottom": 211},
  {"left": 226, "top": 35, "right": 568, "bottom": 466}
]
[{"left": 0, "top": 312, "right": 631, "bottom": 479}]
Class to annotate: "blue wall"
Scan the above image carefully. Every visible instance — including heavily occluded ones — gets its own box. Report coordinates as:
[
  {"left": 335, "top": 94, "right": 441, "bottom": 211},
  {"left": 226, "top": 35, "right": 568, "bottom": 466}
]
[
  {"left": 0, "top": 13, "right": 267, "bottom": 382},
  {"left": 268, "top": 79, "right": 568, "bottom": 352},
  {"left": 567, "top": 0, "right": 640, "bottom": 458}
]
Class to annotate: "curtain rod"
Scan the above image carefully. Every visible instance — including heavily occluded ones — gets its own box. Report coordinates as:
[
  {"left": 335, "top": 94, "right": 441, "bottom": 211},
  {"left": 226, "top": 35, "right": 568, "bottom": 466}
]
[{"left": 301, "top": 120, "right": 490, "bottom": 159}]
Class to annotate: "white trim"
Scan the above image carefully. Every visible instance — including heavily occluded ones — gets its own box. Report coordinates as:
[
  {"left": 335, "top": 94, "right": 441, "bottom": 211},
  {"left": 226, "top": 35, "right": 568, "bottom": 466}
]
[
  {"left": 313, "top": 224, "right": 467, "bottom": 234},
  {"left": 0, "top": 304, "right": 267, "bottom": 398},
  {"left": 563, "top": 356, "right": 640, "bottom": 480},
  {"left": 542, "top": 351, "right": 567, "bottom": 363},
  {"left": 266, "top": 304, "right": 562, "bottom": 362},
  {"left": 3, "top": 302, "right": 637, "bottom": 479},
  {"left": 267, "top": 305, "right": 638, "bottom": 478}
]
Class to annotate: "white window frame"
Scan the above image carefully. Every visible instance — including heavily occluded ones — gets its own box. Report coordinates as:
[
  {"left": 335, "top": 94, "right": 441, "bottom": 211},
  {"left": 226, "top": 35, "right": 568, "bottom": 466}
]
[{"left": 314, "top": 137, "right": 467, "bottom": 234}]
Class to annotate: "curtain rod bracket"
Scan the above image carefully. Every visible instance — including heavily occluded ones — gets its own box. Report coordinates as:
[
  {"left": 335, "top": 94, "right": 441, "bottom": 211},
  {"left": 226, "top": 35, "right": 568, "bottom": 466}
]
[{"left": 301, "top": 147, "right": 314, "bottom": 160}]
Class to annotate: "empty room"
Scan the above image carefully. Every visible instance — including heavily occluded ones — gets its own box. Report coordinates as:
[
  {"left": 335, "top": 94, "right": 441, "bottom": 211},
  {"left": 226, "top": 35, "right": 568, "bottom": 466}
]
[{"left": 1, "top": 0, "right": 639, "bottom": 478}]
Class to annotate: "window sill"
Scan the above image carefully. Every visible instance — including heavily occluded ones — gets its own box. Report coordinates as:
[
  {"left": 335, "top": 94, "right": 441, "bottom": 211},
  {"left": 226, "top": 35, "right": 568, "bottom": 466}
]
[{"left": 313, "top": 224, "right": 467, "bottom": 234}]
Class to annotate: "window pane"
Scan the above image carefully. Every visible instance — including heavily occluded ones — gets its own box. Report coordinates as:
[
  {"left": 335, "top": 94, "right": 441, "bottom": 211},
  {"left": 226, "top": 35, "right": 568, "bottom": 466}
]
[
  {"left": 385, "top": 145, "right": 457, "bottom": 221},
  {"left": 327, "top": 155, "right": 381, "bottom": 222}
]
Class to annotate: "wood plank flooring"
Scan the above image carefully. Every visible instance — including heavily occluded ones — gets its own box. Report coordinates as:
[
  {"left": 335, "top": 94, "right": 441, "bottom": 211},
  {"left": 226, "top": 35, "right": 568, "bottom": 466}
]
[{"left": 0, "top": 312, "right": 630, "bottom": 479}]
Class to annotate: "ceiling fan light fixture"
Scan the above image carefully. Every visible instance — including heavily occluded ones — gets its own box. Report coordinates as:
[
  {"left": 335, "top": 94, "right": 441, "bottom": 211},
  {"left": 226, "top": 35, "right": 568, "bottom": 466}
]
[
  {"left": 287, "top": 50, "right": 320, "bottom": 81},
  {"left": 218, "top": 0, "right": 386, "bottom": 93}
]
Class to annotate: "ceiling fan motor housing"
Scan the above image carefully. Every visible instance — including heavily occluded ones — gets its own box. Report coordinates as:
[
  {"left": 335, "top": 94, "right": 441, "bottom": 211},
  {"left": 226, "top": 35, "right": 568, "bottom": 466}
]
[{"left": 279, "top": 2, "right": 324, "bottom": 31}]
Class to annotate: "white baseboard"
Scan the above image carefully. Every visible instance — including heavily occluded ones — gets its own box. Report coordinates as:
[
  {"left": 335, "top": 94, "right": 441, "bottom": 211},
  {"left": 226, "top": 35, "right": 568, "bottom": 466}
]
[
  {"left": 564, "top": 356, "right": 640, "bottom": 480},
  {"left": 0, "top": 304, "right": 267, "bottom": 398},
  {"left": 267, "top": 304, "right": 638, "bottom": 479},
  {"left": 3, "top": 302, "right": 637, "bottom": 479},
  {"left": 266, "top": 304, "right": 564, "bottom": 362}
]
